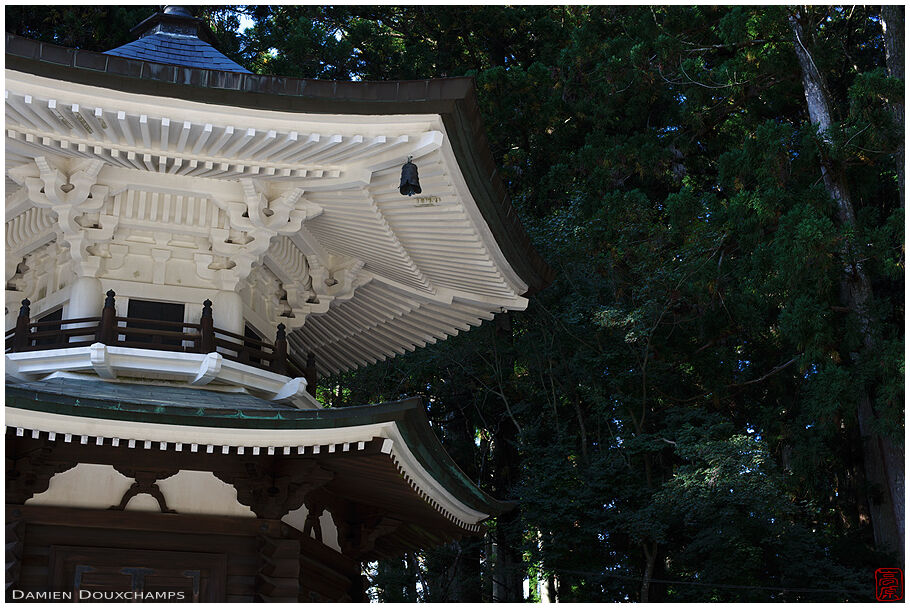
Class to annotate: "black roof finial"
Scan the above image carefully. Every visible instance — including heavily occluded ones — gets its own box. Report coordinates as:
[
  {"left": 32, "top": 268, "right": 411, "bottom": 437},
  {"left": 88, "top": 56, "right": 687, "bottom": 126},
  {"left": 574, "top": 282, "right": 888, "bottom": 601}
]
[
  {"left": 163, "top": 6, "right": 194, "bottom": 18},
  {"left": 129, "top": 5, "right": 204, "bottom": 40}
]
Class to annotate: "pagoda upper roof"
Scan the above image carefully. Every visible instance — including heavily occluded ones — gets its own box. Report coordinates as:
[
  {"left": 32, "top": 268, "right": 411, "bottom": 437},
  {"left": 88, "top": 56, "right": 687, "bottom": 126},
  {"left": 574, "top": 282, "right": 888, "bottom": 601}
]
[
  {"left": 104, "top": 32, "right": 251, "bottom": 74},
  {"left": 103, "top": 6, "right": 251, "bottom": 74},
  {"left": 5, "top": 32, "right": 553, "bottom": 377},
  {"left": 5, "top": 33, "right": 551, "bottom": 296}
]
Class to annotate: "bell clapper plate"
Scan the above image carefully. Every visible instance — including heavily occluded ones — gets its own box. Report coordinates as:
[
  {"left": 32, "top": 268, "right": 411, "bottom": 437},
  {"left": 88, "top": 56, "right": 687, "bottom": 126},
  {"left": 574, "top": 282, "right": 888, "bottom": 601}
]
[{"left": 414, "top": 196, "right": 440, "bottom": 207}]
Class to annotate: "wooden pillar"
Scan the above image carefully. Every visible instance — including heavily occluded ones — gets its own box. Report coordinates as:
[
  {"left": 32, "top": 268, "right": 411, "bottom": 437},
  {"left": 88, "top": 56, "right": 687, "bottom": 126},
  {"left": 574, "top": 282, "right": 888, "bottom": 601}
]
[
  {"left": 272, "top": 324, "right": 287, "bottom": 375},
  {"left": 199, "top": 299, "right": 215, "bottom": 353},
  {"left": 5, "top": 512, "right": 24, "bottom": 599},
  {"left": 95, "top": 290, "right": 117, "bottom": 345},
  {"left": 305, "top": 353, "right": 317, "bottom": 397},
  {"left": 212, "top": 290, "right": 243, "bottom": 336},
  {"left": 67, "top": 276, "right": 104, "bottom": 343},
  {"left": 215, "top": 461, "right": 333, "bottom": 601},
  {"left": 257, "top": 532, "right": 301, "bottom": 602},
  {"left": 13, "top": 299, "right": 30, "bottom": 352}
]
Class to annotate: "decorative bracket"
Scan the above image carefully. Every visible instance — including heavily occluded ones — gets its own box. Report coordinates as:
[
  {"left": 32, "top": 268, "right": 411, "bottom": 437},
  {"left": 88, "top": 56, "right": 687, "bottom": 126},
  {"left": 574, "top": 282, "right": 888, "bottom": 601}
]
[
  {"left": 204, "top": 180, "right": 323, "bottom": 289},
  {"left": 23, "top": 157, "right": 115, "bottom": 277},
  {"left": 216, "top": 459, "right": 333, "bottom": 520},
  {"left": 6, "top": 439, "right": 76, "bottom": 505},
  {"left": 308, "top": 256, "right": 369, "bottom": 303},
  {"left": 110, "top": 468, "right": 179, "bottom": 513},
  {"left": 25, "top": 157, "right": 108, "bottom": 209}
]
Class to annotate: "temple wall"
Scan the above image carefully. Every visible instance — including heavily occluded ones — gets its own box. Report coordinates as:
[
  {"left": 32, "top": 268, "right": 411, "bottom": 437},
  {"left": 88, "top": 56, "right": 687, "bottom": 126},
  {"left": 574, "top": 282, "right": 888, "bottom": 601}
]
[
  {"left": 26, "top": 464, "right": 254, "bottom": 518},
  {"left": 7, "top": 504, "right": 363, "bottom": 602},
  {"left": 282, "top": 503, "right": 342, "bottom": 553},
  {"left": 27, "top": 465, "right": 346, "bottom": 555},
  {"left": 26, "top": 463, "right": 132, "bottom": 510}
]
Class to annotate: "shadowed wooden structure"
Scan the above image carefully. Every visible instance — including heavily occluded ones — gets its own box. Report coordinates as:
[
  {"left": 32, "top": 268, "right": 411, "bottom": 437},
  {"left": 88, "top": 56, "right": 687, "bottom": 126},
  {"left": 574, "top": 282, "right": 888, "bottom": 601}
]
[{"left": 7, "top": 387, "right": 511, "bottom": 601}]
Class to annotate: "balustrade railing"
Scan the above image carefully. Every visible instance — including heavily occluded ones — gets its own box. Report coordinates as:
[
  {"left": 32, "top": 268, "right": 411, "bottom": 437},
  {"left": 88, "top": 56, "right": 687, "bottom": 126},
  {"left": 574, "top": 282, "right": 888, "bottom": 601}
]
[{"left": 5, "top": 292, "right": 312, "bottom": 392}]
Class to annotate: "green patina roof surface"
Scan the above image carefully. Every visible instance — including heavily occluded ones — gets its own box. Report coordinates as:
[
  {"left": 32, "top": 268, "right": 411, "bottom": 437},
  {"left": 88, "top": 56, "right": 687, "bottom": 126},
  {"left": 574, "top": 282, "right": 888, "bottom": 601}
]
[
  {"left": 6, "top": 379, "right": 511, "bottom": 516},
  {"left": 10, "top": 377, "right": 296, "bottom": 411}
]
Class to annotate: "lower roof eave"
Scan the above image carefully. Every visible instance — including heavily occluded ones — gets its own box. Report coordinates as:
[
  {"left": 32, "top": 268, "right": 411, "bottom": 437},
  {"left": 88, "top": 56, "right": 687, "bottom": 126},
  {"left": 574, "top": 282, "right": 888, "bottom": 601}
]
[{"left": 5, "top": 386, "right": 511, "bottom": 530}]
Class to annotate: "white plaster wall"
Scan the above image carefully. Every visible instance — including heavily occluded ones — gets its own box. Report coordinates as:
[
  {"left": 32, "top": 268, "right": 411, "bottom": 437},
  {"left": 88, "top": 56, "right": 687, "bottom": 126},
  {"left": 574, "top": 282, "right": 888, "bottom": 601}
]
[
  {"left": 26, "top": 463, "right": 133, "bottom": 509},
  {"left": 26, "top": 464, "right": 254, "bottom": 517},
  {"left": 319, "top": 509, "right": 341, "bottom": 552},
  {"left": 156, "top": 470, "right": 254, "bottom": 517},
  {"left": 282, "top": 503, "right": 341, "bottom": 553},
  {"left": 125, "top": 493, "right": 166, "bottom": 512}
]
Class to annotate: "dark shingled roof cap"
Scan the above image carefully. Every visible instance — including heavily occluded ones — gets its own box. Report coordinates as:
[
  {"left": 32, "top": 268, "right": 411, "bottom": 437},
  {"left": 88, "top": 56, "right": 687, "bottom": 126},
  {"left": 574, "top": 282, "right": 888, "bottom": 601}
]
[{"left": 104, "top": 5, "right": 250, "bottom": 74}]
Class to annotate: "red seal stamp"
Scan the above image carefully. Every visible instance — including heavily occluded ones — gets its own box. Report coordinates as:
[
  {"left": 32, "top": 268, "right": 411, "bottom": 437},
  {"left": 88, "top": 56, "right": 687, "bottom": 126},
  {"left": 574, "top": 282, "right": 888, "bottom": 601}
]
[{"left": 876, "top": 568, "right": 904, "bottom": 602}]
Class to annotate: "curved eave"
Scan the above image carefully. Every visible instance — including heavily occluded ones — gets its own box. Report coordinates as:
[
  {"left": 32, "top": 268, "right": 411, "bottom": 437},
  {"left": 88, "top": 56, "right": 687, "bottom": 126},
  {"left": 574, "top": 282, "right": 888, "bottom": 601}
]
[
  {"left": 5, "top": 33, "right": 553, "bottom": 296},
  {"left": 5, "top": 385, "right": 512, "bottom": 523}
]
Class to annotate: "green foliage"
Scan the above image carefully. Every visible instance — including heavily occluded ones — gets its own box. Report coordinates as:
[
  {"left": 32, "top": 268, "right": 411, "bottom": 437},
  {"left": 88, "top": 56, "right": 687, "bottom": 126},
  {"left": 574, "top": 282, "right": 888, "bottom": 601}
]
[
  {"left": 6, "top": 5, "right": 155, "bottom": 51},
  {"left": 288, "top": 6, "right": 900, "bottom": 601},
  {"left": 7, "top": 4, "right": 902, "bottom": 602}
]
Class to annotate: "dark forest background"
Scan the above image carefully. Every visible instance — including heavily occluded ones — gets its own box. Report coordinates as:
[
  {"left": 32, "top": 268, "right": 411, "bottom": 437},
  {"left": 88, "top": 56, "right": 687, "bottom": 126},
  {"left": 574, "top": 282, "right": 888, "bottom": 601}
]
[{"left": 7, "top": 5, "right": 904, "bottom": 602}]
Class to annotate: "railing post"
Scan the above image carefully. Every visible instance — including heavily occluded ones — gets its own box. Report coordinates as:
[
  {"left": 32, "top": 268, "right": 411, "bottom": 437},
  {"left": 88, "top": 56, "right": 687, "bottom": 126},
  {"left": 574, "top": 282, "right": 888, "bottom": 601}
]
[
  {"left": 305, "top": 353, "right": 317, "bottom": 397},
  {"left": 199, "top": 299, "right": 215, "bottom": 353},
  {"left": 13, "top": 299, "right": 31, "bottom": 352},
  {"left": 96, "top": 290, "right": 117, "bottom": 345},
  {"left": 272, "top": 323, "right": 287, "bottom": 375}
]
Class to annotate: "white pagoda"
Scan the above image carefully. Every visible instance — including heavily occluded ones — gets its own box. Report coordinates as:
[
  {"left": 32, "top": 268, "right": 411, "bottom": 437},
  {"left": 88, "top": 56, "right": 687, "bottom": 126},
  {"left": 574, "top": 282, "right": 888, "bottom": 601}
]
[{"left": 5, "top": 7, "right": 550, "bottom": 602}]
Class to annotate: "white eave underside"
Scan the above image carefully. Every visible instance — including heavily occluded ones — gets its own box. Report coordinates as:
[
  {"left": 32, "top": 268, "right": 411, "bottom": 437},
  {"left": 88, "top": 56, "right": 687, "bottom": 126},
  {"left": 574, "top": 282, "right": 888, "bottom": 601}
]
[{"left": 5, "top": 70, "right": 529, "bottom": 376}]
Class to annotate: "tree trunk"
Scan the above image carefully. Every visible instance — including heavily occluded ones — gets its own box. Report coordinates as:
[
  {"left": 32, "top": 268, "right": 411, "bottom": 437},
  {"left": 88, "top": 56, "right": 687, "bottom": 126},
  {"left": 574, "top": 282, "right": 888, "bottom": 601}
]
[
  {"left": 881, "top": 5, "right": 905, "bottom": 208},
  {"left": 406, "top": 552, "right": 421, "bottom": 601},
  {"left": 640, "top": 542, "right": 657, "bottom": 602},
  {"left": 445, "top": 401, "right": 484, "bottom": 602},
  {"left": 453, "top": 539, "right": 483, "bottom": 602},
  {"left": 492, "top": 422, "right": 524, "bottom": 602},
  {"left": 484, "top": 533, "right": 495, "bottom": 602},
  {"left": 789, "top": 9, "right": 905, "bottom": 562},
  {"left": 492, "top": 312, "right": 524, "bottom": 602}
]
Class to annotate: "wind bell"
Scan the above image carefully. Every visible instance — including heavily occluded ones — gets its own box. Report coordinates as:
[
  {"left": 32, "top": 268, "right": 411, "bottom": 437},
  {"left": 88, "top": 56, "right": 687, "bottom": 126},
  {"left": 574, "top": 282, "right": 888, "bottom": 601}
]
[{"left": 399, "top": 156, "right": 421, "bottom": 196}]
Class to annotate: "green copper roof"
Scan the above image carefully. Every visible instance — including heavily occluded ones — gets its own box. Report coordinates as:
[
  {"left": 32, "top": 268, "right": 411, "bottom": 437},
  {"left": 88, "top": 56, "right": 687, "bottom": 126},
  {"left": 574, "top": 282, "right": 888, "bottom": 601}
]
[
  {"left": 6, "top": 380, "right": 511, "bottom": 516},
  {"left": 10, "top": 377, "right": 295, "bottom": 411}
]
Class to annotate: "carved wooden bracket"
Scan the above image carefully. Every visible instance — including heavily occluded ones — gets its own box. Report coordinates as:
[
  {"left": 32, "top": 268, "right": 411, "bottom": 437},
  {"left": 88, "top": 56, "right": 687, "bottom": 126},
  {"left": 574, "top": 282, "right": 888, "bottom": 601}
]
[
  {"left": 110, "top": 468, "right": 179, "bottom": 514},
  {"left": 109, "top": 466, "right": 177, "bottom": 513},
  {"left": 206, "top": 179, "right": 323, "bottom": 290},
  {"left": 25, "top": 157, "right": 107, "bottom": 209},
  {"left": 23, "top": 157, "right": 114, "bottom": 277},
  {"left": 332, "top": 505, "right": 403, "bottom": 558},
  {"left": 5, "top": 441, "right": 75, "bottom": 504},
  {"left": 216, "top": 459, "right": 334, "bottom": 520}
]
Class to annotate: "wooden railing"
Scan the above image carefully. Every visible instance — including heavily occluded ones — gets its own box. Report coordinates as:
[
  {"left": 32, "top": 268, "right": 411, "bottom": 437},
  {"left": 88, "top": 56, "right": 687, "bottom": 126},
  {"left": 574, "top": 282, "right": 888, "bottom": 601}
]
[{"left": 5, "top": 293, "right": 314, "bottom": 393}]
